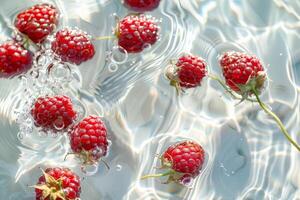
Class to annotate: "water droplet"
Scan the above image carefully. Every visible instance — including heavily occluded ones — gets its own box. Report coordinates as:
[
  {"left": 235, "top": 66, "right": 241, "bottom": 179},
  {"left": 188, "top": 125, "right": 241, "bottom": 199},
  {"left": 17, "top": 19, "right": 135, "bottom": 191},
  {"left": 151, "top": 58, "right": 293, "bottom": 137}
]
[{"left": 81, "top": 163, "right": 99, "bottom": 176}]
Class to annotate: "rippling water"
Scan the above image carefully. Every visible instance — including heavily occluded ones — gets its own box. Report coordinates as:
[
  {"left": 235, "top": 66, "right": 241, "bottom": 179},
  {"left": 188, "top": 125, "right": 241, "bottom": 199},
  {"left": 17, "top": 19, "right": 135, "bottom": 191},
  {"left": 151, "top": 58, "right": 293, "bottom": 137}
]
[{"left": 1, "top": 0, "right": 300, "bottom": 199}]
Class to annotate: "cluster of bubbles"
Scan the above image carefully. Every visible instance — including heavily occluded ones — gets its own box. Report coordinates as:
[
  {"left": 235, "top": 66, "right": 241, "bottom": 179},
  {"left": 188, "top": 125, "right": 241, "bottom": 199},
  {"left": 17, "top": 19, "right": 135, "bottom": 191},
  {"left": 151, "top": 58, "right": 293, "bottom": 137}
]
[{"left": 14, "top": 34, "right": 83, "bottom": 139}]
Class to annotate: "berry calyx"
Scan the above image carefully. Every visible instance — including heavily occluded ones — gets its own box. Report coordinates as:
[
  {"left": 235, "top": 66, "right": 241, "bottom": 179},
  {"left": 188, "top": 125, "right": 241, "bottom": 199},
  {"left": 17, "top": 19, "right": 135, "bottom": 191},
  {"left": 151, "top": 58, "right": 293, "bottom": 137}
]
[
  {"left": 34, "top": 168, "right": 81, "bottom": 200},
  {"left": 166, "top": 54, "right": 207, "bottom": 93},
  {"left": 123, "top": 0, "right": 161, "bottom": 12},
  {"left": 68, "top": 115, "right": 109, "bottom": 165},
  {"left": 14, "top": 3, "right": 59, "bottom": 43},
  {"left": 31, "top": 95, "right": 77, "bottom": 132},
  {"left": 116, "top": 14, "right": 159, "bottom": 53},
  {"left": 141, "top": 141, "right": 205, "bottom": 184},
  {"left": 51, "top": 28, "right": 95, "bottom": 65},
  {"left": 0, "top": 41, "right": 33, "bottom": 78}
]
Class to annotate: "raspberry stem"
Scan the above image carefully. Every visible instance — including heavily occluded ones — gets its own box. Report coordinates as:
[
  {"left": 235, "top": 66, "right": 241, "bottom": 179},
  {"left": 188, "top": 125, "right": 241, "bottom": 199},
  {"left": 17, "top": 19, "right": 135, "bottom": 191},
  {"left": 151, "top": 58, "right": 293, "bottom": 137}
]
[
  {"left": 209, "top": 74, "right": 257, "bottom": 102},
  {"left": 141, "top": 170, "right": 175, "bottom": 180},
  {"left": 252, "top": 88, "right": 300, "bottom": 152},
  {"left": 94, "top": 36, "right": 116, "bottom": 40}
]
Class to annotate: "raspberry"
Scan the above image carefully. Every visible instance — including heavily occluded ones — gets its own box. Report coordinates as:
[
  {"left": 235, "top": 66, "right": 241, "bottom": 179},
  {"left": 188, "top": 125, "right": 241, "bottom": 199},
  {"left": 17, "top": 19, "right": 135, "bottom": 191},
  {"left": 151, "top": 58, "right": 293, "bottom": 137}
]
[
  {"left": 166, "top": 54, "right": 207, "bottom": 92},
  {"left": 142, "top": 141, "right": 205, "bottom": 184},
  {"left": 124, "top": 0, "right": 161, "bottom": 12},
  {"left": 35, "top": 167, "right": 81, "bottom": 200},
  {"left": 51, "top": 28, "right": 95, "bottom": 65},
  {"left": 219, "top": 51, "right": 266, "bottom": 95},
  {"left": 0, "top": 41, "right": 33, "bottom": 78},
  {"left": 15, "top": 4, "right": 59, "bottom": 43},
  {"left": 31, "top": 95, "right": 77, "bottom": 132},
  {"left": 69, "top": 115, "right": 108, "bottom": 165},
  {"left": 117, "top": 14, "right": 159, "bottom": 53}
]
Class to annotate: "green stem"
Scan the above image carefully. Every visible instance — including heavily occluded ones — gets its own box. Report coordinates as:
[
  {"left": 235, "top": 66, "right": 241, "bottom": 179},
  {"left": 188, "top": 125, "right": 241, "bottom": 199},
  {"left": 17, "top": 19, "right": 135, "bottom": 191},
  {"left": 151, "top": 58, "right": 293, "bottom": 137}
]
[
  {"left": 94, "top": 36, "right": 116, "bottom": 40},
  {"left": 208, "top": 74, "right": 257, "bottom": 102},
  {"left": 252, "top": 88, "right": 300, "bottom": 152},
  {"left": 141, "top": 170, "right": 174, "bottom": 180}
]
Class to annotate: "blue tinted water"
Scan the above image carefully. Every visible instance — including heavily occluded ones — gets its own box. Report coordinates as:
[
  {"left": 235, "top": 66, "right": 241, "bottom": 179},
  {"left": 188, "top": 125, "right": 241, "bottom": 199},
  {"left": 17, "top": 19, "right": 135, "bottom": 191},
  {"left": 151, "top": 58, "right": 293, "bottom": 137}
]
[{"left": 0, "top": 0, "right": 300, "bottom": 199}]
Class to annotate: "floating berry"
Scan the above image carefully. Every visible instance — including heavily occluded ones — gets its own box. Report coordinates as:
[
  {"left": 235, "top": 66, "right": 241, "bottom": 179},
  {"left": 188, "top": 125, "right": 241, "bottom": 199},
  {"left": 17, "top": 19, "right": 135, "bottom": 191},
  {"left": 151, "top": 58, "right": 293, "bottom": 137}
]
[
  {"left": 220, "top": 51, "right": 266, "bottom": 96},
  {"left": 69, "top": 115, "right": 109, "bottom": 165},
  {"left": 217, "top": 51, "right": 300, "bottom": 152},
  {"left": 0, "top": 41, "right": 33, "bottom": 78},
  {"left": 166, "top": 54, "right": 207, "bottom": 93},
  {"left": 142, "top": 141, "right": 205, "bottom": 184},
  {"left": 15, "top": 3, "right": 59, "bottom": 43},
  {"left": 51, "top": 28, "right": 95, "bottom": 65},
  {"left": 31, "top": 95, "right": 77, "bottom": 132},
  {"left": 123, "top": 0, "right": 161, "bottom": 12},
  {"left": 116, "top": 14, "right": 159, "bottom": 53},
  {"left": 34, "top": 167, "right": 81, "bottom": 200}
]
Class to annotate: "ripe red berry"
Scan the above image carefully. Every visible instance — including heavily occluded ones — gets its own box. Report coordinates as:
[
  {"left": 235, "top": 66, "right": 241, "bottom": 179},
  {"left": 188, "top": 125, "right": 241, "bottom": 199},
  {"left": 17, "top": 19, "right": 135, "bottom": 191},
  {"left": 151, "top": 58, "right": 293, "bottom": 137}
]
[
  {"left": 0, "top": 41, "right": 33, "bottom": 78},
  {"left": 117, "top": 14, "right": 159, "bottom": 53},
  {"left": 69, "top": 115, "right": 108, "bottom": 165},
  {"left": 142, "top": 141, "right": 205, "bottom": 184},
  {"left": 51, "top": 28, "right": 95, "bottom": 65},
  {"left": 124, "top": 0, "right": 161, "bottom": 12},
  {"left": 15, "top": 4, "right": 59, "bottom": 43},
  {"left": 35, "top": 167, "right": 81, "bottom": 200},
  {"left": 219, "top": 51, "right": 266, "bottom": 96},
  {"left": 31, "top": 95, "right": 77, "bottom": 132},
  {"left": 166, "top": 54, "right": 207, "bottom": 92}
]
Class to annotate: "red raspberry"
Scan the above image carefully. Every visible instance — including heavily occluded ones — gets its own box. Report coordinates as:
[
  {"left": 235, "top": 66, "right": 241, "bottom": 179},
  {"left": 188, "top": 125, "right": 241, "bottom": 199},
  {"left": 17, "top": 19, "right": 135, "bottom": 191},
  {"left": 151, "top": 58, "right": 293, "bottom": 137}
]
[
  {"left": 166, "top": 54, "right": 207, "bottom": 92},
  {"left": 14, "top": 4, "right": 59, "bottom": 43},
  {"left": 69, "top": 115, "right": 108, "bottom": 165},
  {"left": 142, "top": 141, "right": 205, "bottom": 184},
  {"left": 31, "top": 95, "right": 77, "bottom": 132},
  {"left": 35, "top": 167, "right": 81, "bottom": 200},
  {"left": 51, "top": 28, "right": 95, "bottom": 65},
  {"left": 0, "top": 41, "right": 33, "bottom": 78},
  {"left": 220, "top": 51, "right": 266, "bottom": 95},
  {"left": 117, "top": 14, "right": 159, "bottom": 53},
  {"left": 124, "top": 0, "right": 161, "bottom": 12}
]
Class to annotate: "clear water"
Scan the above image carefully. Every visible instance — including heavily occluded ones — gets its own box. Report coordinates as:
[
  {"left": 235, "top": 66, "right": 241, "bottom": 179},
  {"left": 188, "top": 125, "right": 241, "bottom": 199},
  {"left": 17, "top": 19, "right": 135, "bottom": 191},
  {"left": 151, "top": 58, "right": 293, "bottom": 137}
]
[{"left": 0, "top": 0, "right": 300, "bottom": 199}]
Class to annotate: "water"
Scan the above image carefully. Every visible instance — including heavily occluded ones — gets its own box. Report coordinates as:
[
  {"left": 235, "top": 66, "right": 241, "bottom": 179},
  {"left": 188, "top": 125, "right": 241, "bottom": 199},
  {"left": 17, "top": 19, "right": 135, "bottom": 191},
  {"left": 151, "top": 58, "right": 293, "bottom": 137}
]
[{"left": 0, "top": 0, "right": 300, "bottom": 199}]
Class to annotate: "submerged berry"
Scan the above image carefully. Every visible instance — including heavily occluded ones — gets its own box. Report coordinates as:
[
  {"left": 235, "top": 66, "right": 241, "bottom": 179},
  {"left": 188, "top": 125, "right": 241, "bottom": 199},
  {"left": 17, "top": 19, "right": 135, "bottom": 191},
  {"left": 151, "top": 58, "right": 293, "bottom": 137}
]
[
  {"left": 117, "top": 14, "right": 159, "bottom": 53},
  {"left": 51, "top": 28, "right": 95, "bottom": 65},
  {"left": 0, "top": 41, "right": 33, "bottom": 78},
  {"left": 31, "top": 95, "right": 77, "bottom": 132},
  {"left": 14, "top": 3, "right": 59, "bottom": 43},
  {"left": 123, "top": 0, "right": 161, "bottom": 12}
]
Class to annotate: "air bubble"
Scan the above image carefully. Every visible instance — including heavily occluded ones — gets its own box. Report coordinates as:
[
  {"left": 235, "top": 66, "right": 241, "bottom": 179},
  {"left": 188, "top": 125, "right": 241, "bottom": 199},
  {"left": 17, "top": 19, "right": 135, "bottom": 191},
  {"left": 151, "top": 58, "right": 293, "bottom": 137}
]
[
  {"left": 49, "top": 63, "right": 72, "bottom": 82},
  {"left": 180, "top": 176, "right": 193, "bottom": 187},
  {"left": 109, "top": 46, "right": 128, "bottom": 64},
  {"left": 81, "top": 163, "right": 99, "bottom": 176},
  {"left": 17, "top": 132, "right": 24, "bottom": 140},
  {"left": 116, "top": 164, "right": 122, "bottom": 171},
  {"left": 74, "top": 104, "right": 85, "bottom": 121},
  {"left": 108, "top": 63, "right": 118, "bottom": 72},
  {"left": 53, "top": 118, "right": 65, "bottom": 131},
  {"left": 37, "top": 54, "right": 47, "bottom": 66},
  {"left": 142, "top": 43, "right": 152, "bottom": 52}
]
